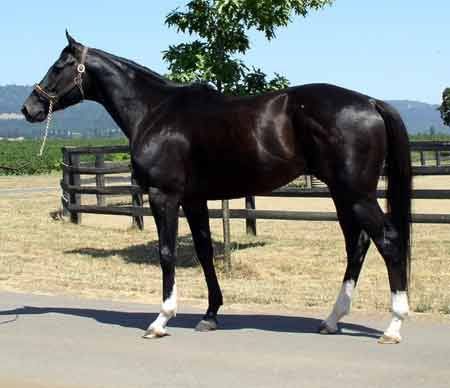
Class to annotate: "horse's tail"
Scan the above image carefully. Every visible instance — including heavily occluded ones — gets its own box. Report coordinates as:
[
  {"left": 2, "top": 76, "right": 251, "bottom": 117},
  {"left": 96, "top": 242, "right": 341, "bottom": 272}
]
[{"left": 375, "top": 100, "right": 412, "bottom": 291}]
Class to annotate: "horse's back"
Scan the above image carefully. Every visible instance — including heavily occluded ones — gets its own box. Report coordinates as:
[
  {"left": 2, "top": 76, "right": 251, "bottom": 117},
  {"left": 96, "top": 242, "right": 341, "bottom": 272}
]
[
  {"left": 134, "top": 82, "right": 392, "bottom": 199},
  {"left": 181, "top": 92, "right": 308, "bottom": 198}
]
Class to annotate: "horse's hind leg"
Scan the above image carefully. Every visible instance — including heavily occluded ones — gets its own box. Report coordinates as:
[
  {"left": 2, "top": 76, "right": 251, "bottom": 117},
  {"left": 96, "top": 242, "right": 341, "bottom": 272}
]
[
  {"left": 319, "top": 198, "right": 371, "bottom": 334},
  {"left": 182, "top": 199, "right": 223, "bottom": 331},
  {"left": 352, "top": 198, "right": 409, "bottom": 344}
]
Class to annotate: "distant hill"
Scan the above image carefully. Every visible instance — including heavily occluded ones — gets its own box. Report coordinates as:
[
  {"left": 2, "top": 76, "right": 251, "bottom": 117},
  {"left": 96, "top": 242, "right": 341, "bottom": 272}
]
[
  {"left": 387, "top": 100, "right": 447, "bottom": 134},
  {"left": 0, "top": 85, "right": 117, "bottom": 138},
  {"left": 0, "top": 85, "right": 447, "bottom": 137}
]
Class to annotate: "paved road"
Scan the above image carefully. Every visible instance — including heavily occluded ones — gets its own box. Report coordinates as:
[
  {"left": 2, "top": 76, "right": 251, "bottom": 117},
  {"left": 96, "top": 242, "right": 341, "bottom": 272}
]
[{"left": 0, "top": 292, "right": 449, "bottom": 388}]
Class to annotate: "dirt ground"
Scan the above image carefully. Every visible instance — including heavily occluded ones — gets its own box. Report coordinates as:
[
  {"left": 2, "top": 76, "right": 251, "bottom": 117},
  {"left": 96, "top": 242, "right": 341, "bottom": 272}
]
[{"left": 1, "top": 174, "right": 450, "bottom": 316}]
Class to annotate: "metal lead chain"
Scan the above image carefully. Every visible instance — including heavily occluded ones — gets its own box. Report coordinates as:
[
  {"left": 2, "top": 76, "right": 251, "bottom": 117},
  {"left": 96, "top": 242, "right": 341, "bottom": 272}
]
[{"left": 38, "top": 100, "right": 54, "bottom": 157}]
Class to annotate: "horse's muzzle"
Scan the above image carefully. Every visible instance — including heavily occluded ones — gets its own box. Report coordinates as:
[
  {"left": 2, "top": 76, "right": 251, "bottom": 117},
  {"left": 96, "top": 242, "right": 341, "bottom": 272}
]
[{"left": 21, "top": 100, "right": 46, "bottom": 123}]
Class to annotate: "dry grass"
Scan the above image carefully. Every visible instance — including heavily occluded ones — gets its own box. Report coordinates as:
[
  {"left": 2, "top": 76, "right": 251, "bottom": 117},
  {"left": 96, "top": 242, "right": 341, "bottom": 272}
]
[
  {"left": 0, "top": 173, "right": 60, "bottom": 189},
  {"left": 1, "top": 174, "right": 450, "bottom": 316}
]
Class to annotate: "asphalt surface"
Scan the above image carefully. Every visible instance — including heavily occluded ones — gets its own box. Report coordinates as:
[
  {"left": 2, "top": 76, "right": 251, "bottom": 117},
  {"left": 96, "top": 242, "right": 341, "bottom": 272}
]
[{"left": 0, "top": 292, "right": 449, "bottom": 388}]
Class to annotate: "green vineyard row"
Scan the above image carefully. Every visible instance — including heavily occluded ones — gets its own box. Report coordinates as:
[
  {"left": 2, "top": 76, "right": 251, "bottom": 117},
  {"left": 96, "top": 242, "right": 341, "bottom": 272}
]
[{"left": 0, "top": 138, "right": 128, "bottom": 175}]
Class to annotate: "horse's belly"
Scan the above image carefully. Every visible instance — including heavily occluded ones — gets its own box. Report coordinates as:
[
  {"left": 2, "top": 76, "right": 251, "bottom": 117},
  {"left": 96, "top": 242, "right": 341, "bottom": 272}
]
[{"left": 187, "top": 158, "right": 306, "bottom": 200}]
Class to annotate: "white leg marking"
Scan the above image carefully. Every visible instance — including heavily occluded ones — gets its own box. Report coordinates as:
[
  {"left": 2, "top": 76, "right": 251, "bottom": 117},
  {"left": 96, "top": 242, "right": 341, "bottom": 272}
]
[
  {"left": 146, "top": 283, "right": 177, "bottom": 337},
  {"left": 383, "top": 291, "right": 409, "bottom": 341},
  {"left": 324, "top": 280, "right": 355, "bottom": 331}
]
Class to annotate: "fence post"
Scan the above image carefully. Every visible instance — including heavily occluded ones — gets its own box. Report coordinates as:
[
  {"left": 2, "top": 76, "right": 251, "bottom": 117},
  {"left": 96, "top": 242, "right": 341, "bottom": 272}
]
[
  {"left": 95, "top": 154, "right": 106, "bottom": 206},
  {"left": 222, "top": 199, "right": 231, "bottom": 272},
  {"left": 420, "top": 151, "right": 425, "bottom": 166},
  {"left": 61, "top": 148, "right": 70, "bottom": 218},
  {"left": 131, "top": 176, "right": 144, "bottom": 230},
  {"left": 436, "top": 151, "right": 441, "bottom": 167},
  {"left": 245, "top": 196, "right": 257, "bottom": 236},
  {"left": 69, "top": 153, "right": 81, "bottom": 224}
]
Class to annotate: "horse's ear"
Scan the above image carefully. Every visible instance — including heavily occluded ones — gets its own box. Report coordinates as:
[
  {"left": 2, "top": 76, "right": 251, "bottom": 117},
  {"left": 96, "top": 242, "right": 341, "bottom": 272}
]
[{"left": 65, "top": 29, "right": 79, "bottom": 48}]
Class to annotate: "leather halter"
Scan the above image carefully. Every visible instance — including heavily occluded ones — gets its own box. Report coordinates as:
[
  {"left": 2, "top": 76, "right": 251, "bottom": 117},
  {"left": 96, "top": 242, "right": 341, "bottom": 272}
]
[{"left": 34, "top": 46, "right": 88, "bottom": 103}]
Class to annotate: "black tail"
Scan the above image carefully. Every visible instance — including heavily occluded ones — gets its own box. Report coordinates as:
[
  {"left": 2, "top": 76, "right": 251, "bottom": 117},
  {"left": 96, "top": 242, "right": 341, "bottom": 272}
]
[{"left": 375, "top": 100, "right": 412, "bottom": 291}]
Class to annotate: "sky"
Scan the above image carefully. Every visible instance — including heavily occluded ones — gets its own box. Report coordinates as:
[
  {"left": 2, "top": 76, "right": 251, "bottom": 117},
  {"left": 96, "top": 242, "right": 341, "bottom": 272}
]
[{"left": 1, "top": 0, "right": 448, "bottom": 104}]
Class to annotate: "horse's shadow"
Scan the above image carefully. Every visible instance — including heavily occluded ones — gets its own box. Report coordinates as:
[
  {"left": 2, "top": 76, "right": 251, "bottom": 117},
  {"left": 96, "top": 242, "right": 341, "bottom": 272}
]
[
  {"left": 0, "top": 306, "right": 382, "bottom": 338},
  {"left": 65, "top": 235, "right": 267, "bottom": 267}
]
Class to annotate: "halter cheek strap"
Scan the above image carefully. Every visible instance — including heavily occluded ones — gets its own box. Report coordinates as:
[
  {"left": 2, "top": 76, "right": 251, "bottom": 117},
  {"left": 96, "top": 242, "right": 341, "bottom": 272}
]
[
  {"left": 34, "top": 46, "right": 89, "bottom": 104},
  {"left": 34, "top": 47, "right": 88, "bottom": 157}
]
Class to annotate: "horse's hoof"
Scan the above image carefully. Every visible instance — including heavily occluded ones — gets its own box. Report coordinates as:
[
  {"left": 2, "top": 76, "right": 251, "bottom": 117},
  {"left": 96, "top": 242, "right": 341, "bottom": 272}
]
[
  {"left": 378, "top": 334, "right": 401, "bottom": 344},
  {"left": 318, "top": 321, "right": 338, "bottom": 335},
  {"left": 142, "top": 326, "right": 170, "bottom": 339},
  {"left": 195, "top": 319, "right": 218, "bottom": 332}
]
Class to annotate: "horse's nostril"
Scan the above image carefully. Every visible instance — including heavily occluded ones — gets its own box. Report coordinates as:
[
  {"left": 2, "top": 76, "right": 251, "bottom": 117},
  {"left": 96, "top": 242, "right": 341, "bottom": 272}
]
[{"left": 21, "top": 105, "right": 28, "bottom": 117}]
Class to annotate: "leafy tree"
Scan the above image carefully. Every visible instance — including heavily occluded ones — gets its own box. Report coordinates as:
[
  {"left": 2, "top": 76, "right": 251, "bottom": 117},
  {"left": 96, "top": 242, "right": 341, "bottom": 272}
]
[
  {"left": 163, "top": 0, "right": 332, "bottom": 95},
  {"left": 440, "top": 88, "right": 450, "bottom": 126},
  {"left": 234, "top": 67, "right": 289, "bottom": 96}
]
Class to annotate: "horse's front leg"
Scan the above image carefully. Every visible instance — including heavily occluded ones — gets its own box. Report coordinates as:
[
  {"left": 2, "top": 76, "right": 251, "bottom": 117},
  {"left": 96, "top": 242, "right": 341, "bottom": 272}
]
[{"left": 143, "top": 187, "right": 180, "bottom": 339}]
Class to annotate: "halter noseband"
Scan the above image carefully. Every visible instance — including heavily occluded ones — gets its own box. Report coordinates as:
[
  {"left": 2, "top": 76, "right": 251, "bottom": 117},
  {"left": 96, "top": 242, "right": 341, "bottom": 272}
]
[{"left": 34, "top": 46, "right": 88, "bottom": 103}]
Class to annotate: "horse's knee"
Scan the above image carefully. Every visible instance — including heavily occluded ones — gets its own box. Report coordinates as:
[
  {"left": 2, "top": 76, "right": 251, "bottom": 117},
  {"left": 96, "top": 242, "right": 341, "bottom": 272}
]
[{"left": 358, "top": 231, "right": 371, "bottom": 251}]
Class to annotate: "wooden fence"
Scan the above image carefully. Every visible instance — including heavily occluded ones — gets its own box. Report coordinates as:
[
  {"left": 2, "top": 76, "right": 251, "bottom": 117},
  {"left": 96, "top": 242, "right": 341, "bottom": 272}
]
[{"left": 60, "top": 141, "right": 450, "bottom": 268}]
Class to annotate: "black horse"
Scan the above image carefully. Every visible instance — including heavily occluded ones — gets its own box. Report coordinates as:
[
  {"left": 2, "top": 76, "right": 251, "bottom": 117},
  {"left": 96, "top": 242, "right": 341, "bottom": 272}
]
[{"left": 22, "top": 32, "right": 412, "bottom": 344}]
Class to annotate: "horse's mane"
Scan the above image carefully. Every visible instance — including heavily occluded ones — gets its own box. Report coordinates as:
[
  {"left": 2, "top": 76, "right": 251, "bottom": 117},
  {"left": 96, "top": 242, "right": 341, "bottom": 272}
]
[
  {"left": 92, "top": 48, "right": 179, "bottom": 87},
  {"left": 91, "top": 48, "right": 221, "bottom": 95}
]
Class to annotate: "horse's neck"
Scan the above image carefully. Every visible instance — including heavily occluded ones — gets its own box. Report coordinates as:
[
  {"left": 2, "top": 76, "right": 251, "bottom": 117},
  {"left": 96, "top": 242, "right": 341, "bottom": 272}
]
[{"left": 86, "top": 50, "right": 173, "bottom": 140}]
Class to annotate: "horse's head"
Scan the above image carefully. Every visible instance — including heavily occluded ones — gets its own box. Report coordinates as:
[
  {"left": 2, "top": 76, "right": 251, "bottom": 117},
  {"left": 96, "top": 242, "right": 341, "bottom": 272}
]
[{"left": 22, "top": 31, "right": 89, "bottom": 123}]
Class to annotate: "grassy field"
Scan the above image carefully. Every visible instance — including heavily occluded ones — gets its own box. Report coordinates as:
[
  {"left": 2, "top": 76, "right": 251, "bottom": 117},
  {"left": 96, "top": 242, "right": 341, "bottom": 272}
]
[
  {"left": 0, "top": 138, "right": 128, "bottom": 175},
  {"left": 1, "top": 174, "right": 450, "bottom": 317}
]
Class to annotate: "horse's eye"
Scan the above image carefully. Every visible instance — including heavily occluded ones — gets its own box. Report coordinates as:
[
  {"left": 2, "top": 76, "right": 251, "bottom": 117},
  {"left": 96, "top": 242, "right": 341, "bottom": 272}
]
[
  {"left": 54, "top": 63, "right": 65, "bottom": 71},
  {"left": 54, "top": 58, "right": 75, "bottom": 70}
]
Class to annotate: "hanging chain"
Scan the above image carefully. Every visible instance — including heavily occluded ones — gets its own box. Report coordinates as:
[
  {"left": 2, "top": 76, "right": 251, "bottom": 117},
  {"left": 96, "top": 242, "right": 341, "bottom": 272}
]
[{"left": 37, "top": 100, "right": 54, "bottom": 157}]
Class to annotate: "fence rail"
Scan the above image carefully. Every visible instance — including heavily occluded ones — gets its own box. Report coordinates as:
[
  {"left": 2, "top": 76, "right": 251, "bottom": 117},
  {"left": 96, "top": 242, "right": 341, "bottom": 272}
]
[{"left": 60, "top": 141, "right": 450, "bottom": 268}]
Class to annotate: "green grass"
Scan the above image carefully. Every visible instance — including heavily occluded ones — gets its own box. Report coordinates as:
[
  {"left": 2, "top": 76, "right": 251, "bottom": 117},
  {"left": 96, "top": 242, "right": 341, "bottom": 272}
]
[
  {"left": 410, "top": 133, "right": 450, "bottom": 142},
  {"left": 0, "top": 138, "right": 128, "bottom": 175},
  {"left": 414, "top": 301, "right": 433, "bottom": 313}
]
